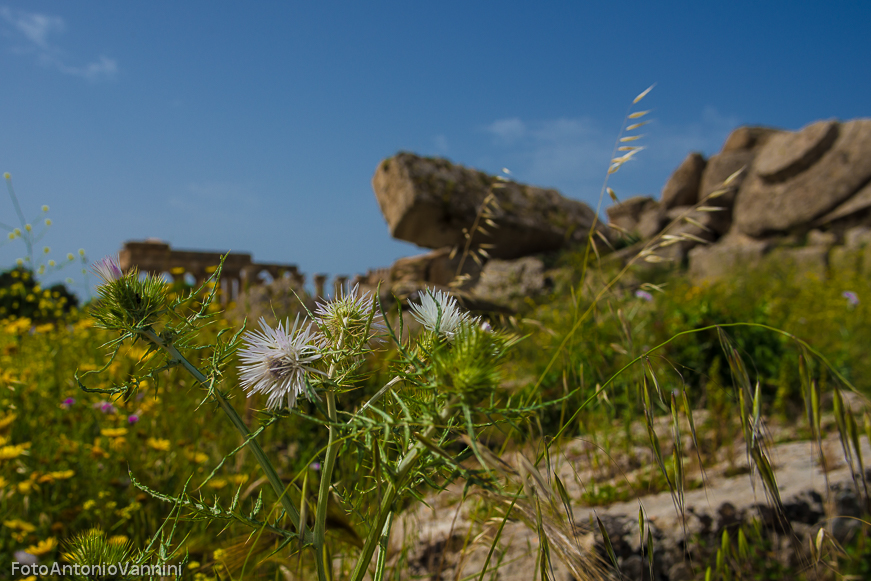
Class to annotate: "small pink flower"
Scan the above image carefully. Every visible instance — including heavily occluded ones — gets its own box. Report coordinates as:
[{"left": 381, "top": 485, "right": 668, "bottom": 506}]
[
  {"left": 635, "top": 289, "right": 653, "bottom": 302},
  {"left": 61, "top": 397, "right": 76, "bottom": 409},
  {"left": 842, "top": 291, "right": 859, "bottom": 308},
  {"left": 127, "top": 415, "right": 139, "bottom": 424}
]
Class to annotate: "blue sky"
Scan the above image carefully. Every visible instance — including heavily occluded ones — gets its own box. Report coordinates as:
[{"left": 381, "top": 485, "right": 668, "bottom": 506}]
[{"left": 0, "top": 2, "right": 869, "bottom": 298}]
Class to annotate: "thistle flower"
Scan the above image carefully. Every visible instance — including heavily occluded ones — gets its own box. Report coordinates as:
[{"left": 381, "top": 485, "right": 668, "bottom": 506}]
[
  {"left": 843, "top": 290, "right": 859, "bottom": 308},
  {"left": 635, "top": 289, "right": 653, "bottom": 302},
  {"left": 409, "top": 288, "right": 473, "bottom": 341},
  {"left": 92, "top": 255, "right": 123, "bottom": 285},
  {"left": 238, "top": 315, "right": 326, "bottom": 411},
  {"left": 314, "top": 283, "right": 385, "bottom": 347}
]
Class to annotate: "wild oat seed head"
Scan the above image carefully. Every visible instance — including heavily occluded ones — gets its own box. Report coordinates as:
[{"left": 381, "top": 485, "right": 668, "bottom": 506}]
[
  {"left": 92, "top": 255, "right": 123, "bottom": 285},
  {"left": 25, "top": 224, "right": 32, "bottom": 232},
  {"left": 42, "top": 205, "right": 49, "bottom": 212},
  {"left": 45, "top": 219, "right": 52, "bottom": 226},
  {"left": 67, "top": 253, "right": 74, "bottom": 261},
  {"left": 2, "top": 172, "right": 9, "bottom": 179},
  {"left": 314, "top": 283, "right": 385, "bottom": 344},
  {"left": 78, "top": 249, "right": 85, "bottom": 256},
  {"left": 238, "top": 315, "right": 326, "bottom": 411},
  {"left": 410, "top": 288, "right": 473, "bottom": 341}
]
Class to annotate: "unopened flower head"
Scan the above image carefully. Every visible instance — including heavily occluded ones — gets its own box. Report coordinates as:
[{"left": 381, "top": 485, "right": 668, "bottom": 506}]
[
  {"left": 92, "top": 255, "right": 123, "bottom": 285},
  {"left": 410, "top": 288, "right": 473, "bottom": 340},
  {"left": 238, "top": 315, "right": 326, "bottom": 411},
  {"left": 315, "top": 283, "right": 385, "bottom": 345}
]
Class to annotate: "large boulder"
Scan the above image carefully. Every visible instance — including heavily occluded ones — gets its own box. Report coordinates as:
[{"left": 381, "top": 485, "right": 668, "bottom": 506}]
[
  {"left": 660, "top": 152, "right": 706, "bottom": 209},
  {"left": 372, "top": 153, "right": 604, "bottom": 259},
  {"left": 606, "top": 196, "right": 656, "bottom": 236},
  {"left": 734, "top": 119, "right": 871, "bottom": 237}
]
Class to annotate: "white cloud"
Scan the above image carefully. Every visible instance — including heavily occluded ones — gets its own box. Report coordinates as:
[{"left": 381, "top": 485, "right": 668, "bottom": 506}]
[
  {"left": 432, "top": 134, "right": 449, "bottom": 154},
  {"left": 0, "top": 7, "right": 117, "bottom": 80},
  {"left": 485, "top": 117, "right": 527, "bottom": 144}
]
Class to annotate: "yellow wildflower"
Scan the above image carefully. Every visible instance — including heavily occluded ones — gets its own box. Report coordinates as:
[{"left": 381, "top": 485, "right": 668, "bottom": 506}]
[
  {"left": 0, "top": 412, "right": 17, "bottom": 430},
  {"left": 38, "top": 470, "right": 75, "bottom": 483},
  {"left": 188, "top": 561, "right": 201, "bottom": 569},
  {"left": 207, "top": 478, "right": 228, "bottom": 490},
  {"left": 17, "top": 480, "right": 36, "bottom": 494},
  {"left": 34, "top": 323, "right": 54, "bottom": 334},
  {"left": 213, "top": 548, "right": 226, "bottom": 561},
  {"left": 228, "top": 474, "right": 249, "bottom": 485},
  {"left": 3, "top": 519, "right": 36, "bottom": 532},
  {"left": 186, "top": 450, "right": 209, "bottom": 464},
  {"left": 83, "top": 500, "right": 96, "bottom": 510},
  {"left": 25, "top": 537, "right": 57, "bottom": 556},
  {"left": 100, "top": 427, "right": 128, "bottom": 438},
  {"left": 0, "top": 442, "right": 31, "bottom": 460},
  {"left": 109, "top": 437, "right": 127, "bottom": 451},
  {"left": 0, "top": 476, "right": 8, "bottom": 488},
  {"left": 109, "top": 535, "right": 129, "bottom": 545},
  {"left": 146, "top": 437, "right": 171, "bottom": 451}
]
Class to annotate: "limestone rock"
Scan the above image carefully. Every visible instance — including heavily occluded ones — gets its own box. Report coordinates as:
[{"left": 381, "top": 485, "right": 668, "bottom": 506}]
[
  {"left": 734, "top": 119, "right": 871, "bottom": 237},
  {"left": 844, "top": 225, "right": 871, "bottom": 249},
  {"left": 388, "top": 247, "right": 482, "bottom": 294},
  {"left": 606, "top": 196, "right": 656, "bottom": 236},
  {"left": 688, "top": 232, "right": 771, "bottom": 281},
  {"left": 721, "top": 125, "right": 782, "bottom": 153},
  {"left": 653, "top": 206, "right": 721, "bottom": 263},
  {"left": 815, "top": 180, "right": 871, "bottom": 228},
  {"left": 372, "top": 153, "right": 603, "bottom": 259},
  {"left": 636, "top": 201, "right": 667, "bottom": 239},
  {"left": 660, "top": 152, "right": 706, "bottom": 209},
  {"left": 755, "top": 119, "right": 839, "bottom": 183},
  {"left": 697, "top": 150, "right": 755, "bottom": 211},
  {"left": 471, "top": 256, "right": 548, "bottom": 308},
  {"left": 806, "top": 229, "right": 837, "bottom": 246}
]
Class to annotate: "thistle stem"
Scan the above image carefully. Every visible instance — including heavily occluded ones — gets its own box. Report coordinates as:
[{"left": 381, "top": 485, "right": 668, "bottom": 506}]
[
  {"left": 314, "top": 331, "right": 345, "bottom": 581},
  {"left": 349, "top": 400, "right": 456, "bottom": 581},
  {"left": 141, "top": 329, "right": 302, "bottom": 533}
]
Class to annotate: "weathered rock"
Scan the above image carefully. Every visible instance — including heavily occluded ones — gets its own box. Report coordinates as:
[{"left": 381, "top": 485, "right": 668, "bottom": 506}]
[
  {"left": 660, "top": 152, "right": 706, "bottom": 209},
  {"left": 372, "top": 153, "right": 603, "bottom": 259},
  {"left": 844, "top": 225, "right": 871, "bottom": 249},
  {"left": 734, "top": 119, "right": 871, "bottom": 237},
  {"left": 815, "top": 180, "right": 871, "bottom": 228},
  {"left": 653, "top": 206, "right": 721, "bottom": 263},
  {"left": 688, "top": 232, "right": 771, "bottom": 281},
  {"left": 697, "top": 150, "right": 755, "bottom": 212},
  {"left": 636, "top": 201, "right": 667, "bottom": 239},
  {"left": 721, "top": 125, "right": 782, "bottom": 153},
  {"left": 606, "top": 195, "right": 657, "bottom": 236},
  {"left": 806, "top": 229, "right": 837, "bottom": 246},
  {"left": 471, "top": 256, "right": 548, "bottom": 308},
  {"left": 755, "top": 119, "right": 839, "bottom": 183}
]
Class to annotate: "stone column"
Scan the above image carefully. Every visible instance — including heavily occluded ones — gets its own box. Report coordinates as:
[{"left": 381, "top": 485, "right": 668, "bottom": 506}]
[
  {"left": 314, "top": 274, "right": 327, "bottom": 300},
  {"left": 334, "top": 275, "right": 348, "bottom": 298}
]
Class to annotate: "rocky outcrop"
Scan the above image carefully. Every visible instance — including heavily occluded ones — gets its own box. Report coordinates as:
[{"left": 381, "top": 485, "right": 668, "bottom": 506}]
[
  {"left": 598, "top": 117, "right": 871, "bottom": 282},
  {"left": 372, "top": 153, "right": 606, "bottom": 259},
  {"left": 733, "top": 119, "right": 871, "bottom": 237},
  {"left": 660, "top": 152, "right": 706, "bottom": 209}
]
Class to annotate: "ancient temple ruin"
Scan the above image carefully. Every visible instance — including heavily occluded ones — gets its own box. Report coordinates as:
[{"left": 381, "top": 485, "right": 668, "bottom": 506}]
[{"left": 118, "top": 239, "right": 304, "bottom": 301}]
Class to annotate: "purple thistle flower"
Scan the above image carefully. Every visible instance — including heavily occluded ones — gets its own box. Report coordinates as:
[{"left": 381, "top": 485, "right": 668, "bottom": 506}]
[
  {"left": 128, "top": 414, "right": 139, "bottom": 424},
  {"left": 635, "top": 289, "right": 654, "bottom": 302},
  {"left": 842, "top": 291, "right": 859, "bottom": 308},
  {"left": 96, "top": 401, "right": 117, "bottom": 414},
  {"left": 63, "top": 397, "right": 76, "bottom": 406},
  {"left": 310, "top": 462, "right": 322, "bottom": 471},
  {"left": 92, "top": 255, "right": 123, "bottom": 285}
]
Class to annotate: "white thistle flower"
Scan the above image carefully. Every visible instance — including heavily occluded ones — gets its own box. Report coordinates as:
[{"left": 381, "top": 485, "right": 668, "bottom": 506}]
[
  {"left": 238, "top": 315, "right": 326, "bottom": 410},
  {"left": 92, "top": 255, "right": 123, "bottom": 285},
  {"left": 314, "top": 283, "right": 386, "bottom": 344},
  {"left": 409, "top": 288, "right": 473, "bottom": 340}
]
